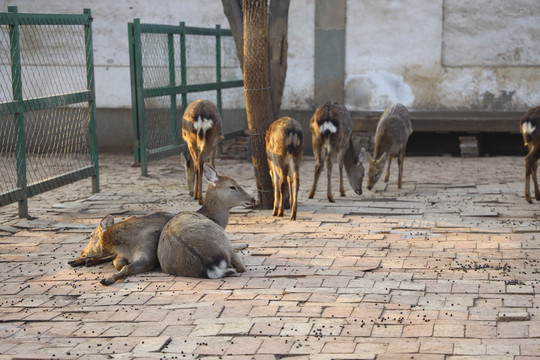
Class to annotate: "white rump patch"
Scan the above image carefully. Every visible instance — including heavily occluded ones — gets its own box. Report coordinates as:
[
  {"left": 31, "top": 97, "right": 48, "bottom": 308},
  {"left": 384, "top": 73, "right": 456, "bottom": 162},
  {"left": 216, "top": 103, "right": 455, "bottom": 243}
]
[
  {"left": 194, "top": 116, "right": 215, "bottom": 133},
  {"left": 319, "top": 121, "right": 337, "bottom": 135},
  {"left": 207, "top": 260, "right": 228, "bottom": 279},
  {"left": 522, "top": 122, "right": 536, "bottom": 135}
]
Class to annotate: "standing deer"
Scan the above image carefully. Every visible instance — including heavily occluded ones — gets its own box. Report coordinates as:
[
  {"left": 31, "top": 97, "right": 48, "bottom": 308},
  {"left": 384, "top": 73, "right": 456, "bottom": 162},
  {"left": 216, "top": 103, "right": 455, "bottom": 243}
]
[
  {"left": 265, "top": 116, "right": 303, "bottom": 221},
  {"left": 520, "top": 106, "right": 540, "bottom": 203},
  {"left": 68, "top": 164, "right": 254, "bottom": 285},
  {"left": 366, "top": 103, "right": 412, "bottom": 191},
  {"left": 158, "top": 163, "right": 254, "bottom": 278},
  {"left": 182, "top": 99, "right": 223, "bottom": 204},
  {"left": 308, "top": 101, "right": 366, "bottom": 202}
]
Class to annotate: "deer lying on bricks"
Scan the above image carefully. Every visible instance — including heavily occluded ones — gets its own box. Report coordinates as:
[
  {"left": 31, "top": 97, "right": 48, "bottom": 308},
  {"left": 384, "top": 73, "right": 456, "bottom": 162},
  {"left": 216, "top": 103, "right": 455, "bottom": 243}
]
[
  {"left": 157, "top": 164, "right": 254, "bottom": 278},
  {"left": 265, "top": 116, "right": 304, "bottom": 220},
  {"left": 69, "top": 164, "right": 255, "bottom": 284},
  {"left": 520, "top": 106, "right": 540, "bottom": 203},
  {"left": 367, "top": 103, "right": 412, "bottom": 191},
  {"left": 182, "top": 99, "right": 223, "bottom": 204},
  {"left": 308, "top": 101, "right": 366, "bottom": 202}
]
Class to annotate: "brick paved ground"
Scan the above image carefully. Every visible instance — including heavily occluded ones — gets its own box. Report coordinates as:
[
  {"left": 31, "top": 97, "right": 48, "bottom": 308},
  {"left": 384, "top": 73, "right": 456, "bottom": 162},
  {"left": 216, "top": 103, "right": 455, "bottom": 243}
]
[{"left": 1, "top": 153, "right": 539, "bottom": 359}]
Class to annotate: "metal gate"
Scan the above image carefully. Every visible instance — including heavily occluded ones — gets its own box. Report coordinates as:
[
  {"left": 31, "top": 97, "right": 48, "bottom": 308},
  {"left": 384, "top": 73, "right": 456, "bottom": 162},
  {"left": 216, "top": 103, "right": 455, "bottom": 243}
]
[
  {"left": 0, "top": 7, "right": 99, "bottom": 218},
  {"left": 128, "top": 20, "right": 245, "bottom": 176}
]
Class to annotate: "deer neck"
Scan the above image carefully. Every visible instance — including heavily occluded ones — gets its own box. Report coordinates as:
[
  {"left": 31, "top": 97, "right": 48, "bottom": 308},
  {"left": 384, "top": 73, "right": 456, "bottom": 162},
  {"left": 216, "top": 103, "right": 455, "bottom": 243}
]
[
  {"left": 342, "top": 139, "right": 357, "bottom": 175},
  {"left": 196, "top": 187, "right": 229, "bottom": 229}
]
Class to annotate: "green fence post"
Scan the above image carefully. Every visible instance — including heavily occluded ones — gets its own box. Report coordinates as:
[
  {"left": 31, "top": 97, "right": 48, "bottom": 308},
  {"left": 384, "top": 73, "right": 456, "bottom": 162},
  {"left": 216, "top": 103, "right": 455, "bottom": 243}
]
[
  {"left": 84, "top": 8, "right": 100, "bottom": 193},
  {"left": 128, "top": 22, "right": 141, "bottom": 167},
  {"left": 179, "top": 22, "right": 188, "bottom": 113},
  {"left": 8, "top": 6, "right": 28, "bottom": 218},
  {"left": 133, "top": 19, "right": 148, "bottom": 176},
  {"left": 168, "top": 33, "right": 179, "bottom": 146},
  {"left": 215, "top": 24, "right": 222, "bottom": 114}
]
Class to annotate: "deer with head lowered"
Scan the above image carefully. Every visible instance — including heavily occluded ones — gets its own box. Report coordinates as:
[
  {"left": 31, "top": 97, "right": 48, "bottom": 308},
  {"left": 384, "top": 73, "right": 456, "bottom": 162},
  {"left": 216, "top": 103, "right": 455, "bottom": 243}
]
[
  {"left": 158, "top": 163, "right": 255, "bottom": 278},
  {"left": 367, "top": 103, "right": 412, "bottom": 191},
  {"left": 308, "top": 101, "right": 366, "bottom": 202},
  {"left": 68, "top": 164, "right": 255, "bottom": 285},
  {"left": 265, "top": 116, "right": 304, "bottom": 221},
  {"left": 520, "top": 106, "right": 540, "bottom": 203},
  {"left": 182, "top": 99, "right": 223, "bottom": 204}
]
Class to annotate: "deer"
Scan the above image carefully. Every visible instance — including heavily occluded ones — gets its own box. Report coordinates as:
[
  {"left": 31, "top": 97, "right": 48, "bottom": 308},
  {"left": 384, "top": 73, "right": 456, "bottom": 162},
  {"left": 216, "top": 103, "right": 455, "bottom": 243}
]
[
  {"left": 68, "top": 164, "right": 255, "bottom": 285},
  {"left": 157, "top": 163, "right": 255, "bottom": 278},
  {"left": 265, "top": 116, "right": 304, "bottom": 221},
  {"left": 366, "top": 103, "right": 413, "bottom": 191},
  {"left": 308, "top": 101, "right": 366, "bottom": 202},
  {"left": 520, "top": 106, "right": 540, "bottom": 203},
  {"left": 182, "top": 99, "right": 223, "bottom": 204}
]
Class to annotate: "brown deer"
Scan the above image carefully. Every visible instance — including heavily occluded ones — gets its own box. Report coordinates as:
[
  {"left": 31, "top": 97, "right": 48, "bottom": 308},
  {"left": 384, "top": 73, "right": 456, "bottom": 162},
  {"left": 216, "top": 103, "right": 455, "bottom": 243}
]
[
  {"left": 308, "top": 101, "right": 366, "bottom": 202},
  {"left": 182, "top": 99, "right": 223, "bottom": 204},
  {"left": 68, "top": 164, "right": 254, "bottom": 285},
  {"left": 265, "top": 116, "right": 304, "bottom": 220},
  {"left": 367, "top": 103, "right": 412, "bottom": 191},
  {"left": 520, "top": 106, "right": 540, "bottom": 203},
  {"left": 68, "top": 211, "right": 175, "bottom": 286}
]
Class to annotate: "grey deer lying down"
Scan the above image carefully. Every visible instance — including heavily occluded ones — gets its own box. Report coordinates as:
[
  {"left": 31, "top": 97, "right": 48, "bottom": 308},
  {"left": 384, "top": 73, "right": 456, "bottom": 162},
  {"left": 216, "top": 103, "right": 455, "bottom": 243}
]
[
  {"left": 157, "top": 163, "right": 254, "bottom": 278},
  {"left": 69, "top": 164, "right": 255, "bottom": 285}
]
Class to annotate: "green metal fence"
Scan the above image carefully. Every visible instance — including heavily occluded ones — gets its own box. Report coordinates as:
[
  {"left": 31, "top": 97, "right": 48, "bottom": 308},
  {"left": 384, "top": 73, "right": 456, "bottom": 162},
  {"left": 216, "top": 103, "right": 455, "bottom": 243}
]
[
  {"left": 128, "top": 20, "right": 245, "bottom": 176},
  {"left": 0, "top": 7, "right": 99, "bottom": 218}
]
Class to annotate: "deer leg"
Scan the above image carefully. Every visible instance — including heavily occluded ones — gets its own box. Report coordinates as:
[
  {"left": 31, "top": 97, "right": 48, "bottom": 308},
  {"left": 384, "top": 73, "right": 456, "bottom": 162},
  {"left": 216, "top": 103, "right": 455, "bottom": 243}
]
[
  {"left": 100, "top": 258, "right": 154, "bottom": 286},
  {"left": 338, "top": 153, "right": 346, "bottom": 197},
  {"left": 290, "top": 166, "right": 300, "bottom": 221},
  {"left": 308, "top": 146, "right": 324, "bottom": 199},
  {"left": 269, "top": 162, "right": 280, "bottom": 216},
  {"left": 397, "top": 150, "right": 406, "bottom": 189},
  {"left": 384, "top": 155, "right": 393, "bottom": 183},
  {"left": 84, "top": 254, "right": 115, "bottom": 267},
  {"left": 113, "top": 256, "right": 129, "bottom": 271},
  {"left": 524, "top": 148, "right": 540, "bottom": 203},
  {"left": 532, "top": 162, "right": 540, "bottom": 200},
  {"left": 230, "top": 252, "right": 246, "bottom": 273},
  {"left": 326, "top": 155, "right": 334, "bottom": 202},
  {"left": 278, "top": 168, "right": 287, "bottom": 217}
]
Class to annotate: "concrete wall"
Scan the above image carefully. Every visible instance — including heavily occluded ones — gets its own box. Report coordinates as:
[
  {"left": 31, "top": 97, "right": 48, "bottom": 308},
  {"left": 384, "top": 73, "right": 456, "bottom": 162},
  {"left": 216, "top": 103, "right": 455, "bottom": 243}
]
[{"left": 2, "top": 0, "right": 539, "bottom": 152}]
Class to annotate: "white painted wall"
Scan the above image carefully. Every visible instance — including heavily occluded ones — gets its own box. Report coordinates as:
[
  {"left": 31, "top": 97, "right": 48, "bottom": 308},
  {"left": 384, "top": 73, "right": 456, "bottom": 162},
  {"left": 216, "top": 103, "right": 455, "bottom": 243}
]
[
  {"left": 345, "top": 0, "right": 540, "bottom": 111},
  {"left": 2, "top": 0, "right": 539, "bottom": 112}
]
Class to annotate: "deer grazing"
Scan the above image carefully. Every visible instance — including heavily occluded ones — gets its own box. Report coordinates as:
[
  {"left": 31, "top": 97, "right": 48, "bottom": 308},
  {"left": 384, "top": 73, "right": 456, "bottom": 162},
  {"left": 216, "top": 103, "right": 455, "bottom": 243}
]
[
  {"left": 157, "top": 163, "right": 254, "bottom": 278},
  {"left": 69, "top": 164, "right": 254, "bottom": 285},
  {"left": 366, "top": 103, "right": 412, "bottom": 191},
  {"left": 182, "top": 99, "right": 223, "bottom": 204},
  {"left": 308, "top": 101, "right": 366, "bottom": 202},
  {"left": 520, "top": 106, "right": 540, "bottom": 203},
  {"left": 265, "top": 116, "right": 304, "bottom": 220}
]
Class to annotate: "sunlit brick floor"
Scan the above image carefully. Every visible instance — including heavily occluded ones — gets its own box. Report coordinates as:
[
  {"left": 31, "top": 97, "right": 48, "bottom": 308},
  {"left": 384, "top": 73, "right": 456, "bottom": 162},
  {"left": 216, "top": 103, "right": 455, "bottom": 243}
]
[{"left": 1, "top": 153, "right": 539, "bottom": 359}]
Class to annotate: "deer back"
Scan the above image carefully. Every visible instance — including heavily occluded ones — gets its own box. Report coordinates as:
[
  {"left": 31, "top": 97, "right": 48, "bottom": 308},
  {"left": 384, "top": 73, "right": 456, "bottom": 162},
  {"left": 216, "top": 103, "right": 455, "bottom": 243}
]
[
  {"left": 310, "top": 101, "right": 351, "bottom": 154},
  {"left": 157, "top": 212, "right": 239, "bottom": 278},
  {"left": 182, "top": 99, "right": 223, "bottom": 159},
  {"left": 266, "top": 116, "right": 304, "bottom": 161},
  {"left": 373, "top": 103, "right": 412, "bottom": 158}
]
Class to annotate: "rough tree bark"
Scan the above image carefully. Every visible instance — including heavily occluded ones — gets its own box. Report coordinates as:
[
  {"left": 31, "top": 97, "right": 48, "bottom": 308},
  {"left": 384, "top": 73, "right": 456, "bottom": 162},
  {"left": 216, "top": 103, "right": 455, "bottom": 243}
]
[
  {"left": 222, "top": 0, "right": 289, "bottom": 119},
  {"left": 242, "top": 0, "right": 274, "bottom": 209}
]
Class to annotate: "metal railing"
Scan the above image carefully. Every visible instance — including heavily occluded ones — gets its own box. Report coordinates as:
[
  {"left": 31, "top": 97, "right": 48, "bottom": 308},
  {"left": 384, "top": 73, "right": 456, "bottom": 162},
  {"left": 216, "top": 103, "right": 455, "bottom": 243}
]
[
  {"left": 128, "top": 20, "right": 245, "bottom": 176},
  {"left": 0, "top": 7, "right": 99, "bottom": 218}
]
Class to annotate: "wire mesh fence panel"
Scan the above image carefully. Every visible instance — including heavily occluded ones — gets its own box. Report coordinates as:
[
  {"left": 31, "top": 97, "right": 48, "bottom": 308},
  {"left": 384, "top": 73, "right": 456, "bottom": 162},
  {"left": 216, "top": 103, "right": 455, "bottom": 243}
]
[
  {"left": 0, "top": 8, "right": 98, "bottom": 217},
  {"left": 129, "top": 20, "right": 245, "bottom": 176}
]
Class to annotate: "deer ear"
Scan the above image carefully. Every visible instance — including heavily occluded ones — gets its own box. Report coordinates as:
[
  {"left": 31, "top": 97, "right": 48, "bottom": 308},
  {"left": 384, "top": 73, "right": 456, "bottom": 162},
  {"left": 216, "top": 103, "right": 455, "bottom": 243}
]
[
  {"left": 100, "top": 215, "right": 114, "bottom": 230},
  {"left": 203, "top": 163, "right": 219, "bottom": 184},
  {"left": 358, "top": 147, "right": 366, "bottom": 164}
]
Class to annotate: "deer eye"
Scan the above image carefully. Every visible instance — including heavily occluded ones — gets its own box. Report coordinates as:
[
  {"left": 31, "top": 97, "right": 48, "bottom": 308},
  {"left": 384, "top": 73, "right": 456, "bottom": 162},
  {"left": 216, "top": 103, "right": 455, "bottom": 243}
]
[{"left": 229, "top": 185, "right": 237, "bottom": 191}]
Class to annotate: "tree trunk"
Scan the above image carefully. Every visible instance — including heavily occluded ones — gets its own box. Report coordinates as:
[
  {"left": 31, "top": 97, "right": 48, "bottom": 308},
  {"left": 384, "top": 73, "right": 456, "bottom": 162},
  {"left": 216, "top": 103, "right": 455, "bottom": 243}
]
[
  {"left": 242, "top": 0, "right": 274, "bottom": 209},
  {"left": 221, "top": 0, "right": 289, "bottom": 119}
]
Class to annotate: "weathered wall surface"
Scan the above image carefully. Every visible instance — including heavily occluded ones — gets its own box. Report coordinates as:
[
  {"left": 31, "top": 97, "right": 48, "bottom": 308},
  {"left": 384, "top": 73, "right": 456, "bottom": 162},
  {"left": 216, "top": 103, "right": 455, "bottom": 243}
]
[
  {"left": 345, "top": 0, "right": 540, "bottom": 111},
  {"left": 4, "top": 0, "right": 537, "bottom": 113}
]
